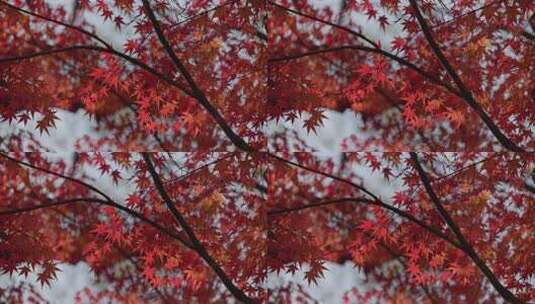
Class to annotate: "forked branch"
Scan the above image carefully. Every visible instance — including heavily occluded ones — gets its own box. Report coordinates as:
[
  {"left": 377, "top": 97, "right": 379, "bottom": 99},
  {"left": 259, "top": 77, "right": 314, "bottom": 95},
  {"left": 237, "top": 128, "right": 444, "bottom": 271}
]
[
  {"left": 141, "top": 0, "right": 253, "bottom": 152},
  {"left": 410, "top": 152, "right": 522, "bottom": 304},
  {"left": 409, "top": 0, "right": 523, "bottom": 152},
  {"left": 141, "top": 153, "right": 255, "bottom": 304}
]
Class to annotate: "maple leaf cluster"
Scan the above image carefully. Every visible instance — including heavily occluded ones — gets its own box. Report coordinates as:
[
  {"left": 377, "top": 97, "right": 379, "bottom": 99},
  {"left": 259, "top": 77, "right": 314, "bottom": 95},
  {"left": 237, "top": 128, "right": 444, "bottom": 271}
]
[{"left": 0, "top": 0, "right": 534, "bottom": 303}]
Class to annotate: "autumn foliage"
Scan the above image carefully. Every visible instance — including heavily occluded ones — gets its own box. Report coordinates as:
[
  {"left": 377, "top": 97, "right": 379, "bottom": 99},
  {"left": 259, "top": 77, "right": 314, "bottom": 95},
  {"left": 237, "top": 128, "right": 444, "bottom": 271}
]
[{"left": 0, "top": 0, "right": 534, "bottom": 303}]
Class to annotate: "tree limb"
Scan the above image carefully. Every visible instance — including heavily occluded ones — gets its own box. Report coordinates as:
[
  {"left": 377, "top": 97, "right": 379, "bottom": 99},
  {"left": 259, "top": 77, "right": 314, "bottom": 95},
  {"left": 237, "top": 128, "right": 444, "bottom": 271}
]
[
  {"left": 0, "top": 45, "right": 194, "bottom": 97},
  {"left": 141, "top": 153, "right": 255, "bottom": 304},
  {"left": 0, "top": 193, "right": 192, "bottom": 249},
  {"left": 141, "top": 0, "right": 252, "bottom": 152},
  {"left": 0, "top": 2, "right": 259, "bottom": 151},
  {"left": 267, "top": 153, "right": 462, "bottom": 249},
  {"left": 409, "top": 0, "right": 523, "bottom": 152},
  {"left": 268, "top": 197, "right": 373, "bottom": 215},
  {"left": 269, "top": 45, "right": 459, "bottom": 95},
  {"left": 410, "top": 152, "right": 522, "bottom": 304},
  {"left": 268, "top": 1, "right": 378, "bottom": 48},
  {"left": 0, "top": 0, "right": 112, "bottom": 49}
]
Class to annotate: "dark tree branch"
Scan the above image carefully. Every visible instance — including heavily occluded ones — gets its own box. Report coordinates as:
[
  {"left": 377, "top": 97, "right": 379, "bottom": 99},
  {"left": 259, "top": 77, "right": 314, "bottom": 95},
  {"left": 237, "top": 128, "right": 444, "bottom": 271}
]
[
  {"left": 267, "top": 153, "right": 462, "bottom": 249},
  {"left": 430, "top": 0, "right": 502, "bottom": 29},
  {"left": 268, "top": 197, "right": 374, "bottom": 215},
  {"left": 0, "top": 2, "right": 200, "bottom": 98},
  {"left": 141, "top": 0, "right": 253, "bottom": 152},
  {"left": 0, "top": 197, "right": 106, "bottom": 216},
  {"left": 0, "top": 151, "right": 112, "bottom": 201},
  {"left": 268, "top": 1, "right": 462, "bottom": 96},
  {"left": 0, "top": 45, "right": 194, "bottom": 97},
  {"left": 270, "top": 0, "right": 524, "bottom": 152},
  {"left": 409, "top": 0, "right": 524, "bottom": 152},
  {"left": 524, "top": 181, "right": 535, "bottom": 194},
  {"left": 268, "top": 1, "right": 378, "bottom": 48},
  {"left": 267, "top": 152, "right": 380, "bottom": 201},
  {"left": 269, "top": 45, "right": 459, "bottom": 95},
  {"left": 168, "top": 1, "right": 237, "bottom": 31},
  {"left": 0, "top": 195, "right": 193, "bottom": 249},
  {"left": 141, "top": 153, "right": 255, "bottom": 304},
  {"left": 427, "top": 153, "right": 502, "bottom": 184},
  {"left": 410, "top": 152, "right": 522, "bottom": 304},
  {"left": 1, "top": 1, "right": 255, "bottom": 152},
  {"left": 0, "top": 0, "right": 112, "bottom": 49},
  {"left": 522, "top": 30, "right": 535, "bottom": 41},
  {"left": 0, "top": 151, "right": 193, "bottom": 248}
]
